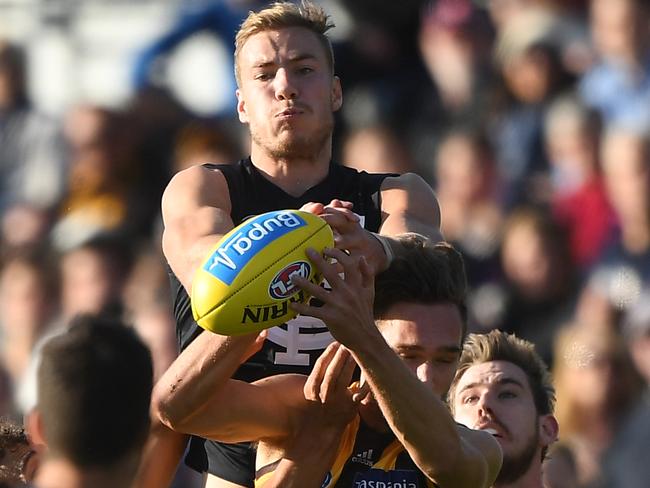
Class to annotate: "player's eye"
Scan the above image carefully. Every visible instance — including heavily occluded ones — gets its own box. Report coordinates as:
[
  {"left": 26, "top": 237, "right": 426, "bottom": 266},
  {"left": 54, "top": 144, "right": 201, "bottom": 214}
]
[
  {"left": 463, "top": 395, "right": 479, "bottom": 405},
  {"left": 499, "top": 390, "right": 517, "bottom": 399}
]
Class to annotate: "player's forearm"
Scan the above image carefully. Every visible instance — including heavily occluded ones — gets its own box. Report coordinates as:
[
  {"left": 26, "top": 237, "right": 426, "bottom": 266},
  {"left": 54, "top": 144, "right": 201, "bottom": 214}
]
[
  {"left": 351, "top": 337, "right": 462, "bottom": 482},
  {"left": 152, "top": 332, "right": 255, "bottom": 430},
  {"left": 131, "top": 419, "right": 188, "bottom": 488},
  {"left": 260, "top": 423, "right": 343, "bottom": 488}
]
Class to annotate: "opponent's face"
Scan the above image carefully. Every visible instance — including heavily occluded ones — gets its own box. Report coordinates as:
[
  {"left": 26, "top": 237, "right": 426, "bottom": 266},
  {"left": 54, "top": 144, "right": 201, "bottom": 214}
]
[
  {"left": 452, "top": 361, "right": 558, "bottom": 484},
  {"left": 236, "top": 27, "right": 342, "bottom": 160},
  {"left": 377, "top": 302, "right": 463, "bottom": 398}
]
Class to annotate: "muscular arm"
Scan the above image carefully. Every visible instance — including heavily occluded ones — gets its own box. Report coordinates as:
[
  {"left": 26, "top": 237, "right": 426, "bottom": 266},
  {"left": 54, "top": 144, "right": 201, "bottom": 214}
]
[
  {"left": 152, "top": 331, "right": 305, "bottom": 443},
  {"left": 162, "top": 165, "right": 234, "bottom": 292},
  {"left": 379, "top": 173, "right": 442, "bottom": 242}
]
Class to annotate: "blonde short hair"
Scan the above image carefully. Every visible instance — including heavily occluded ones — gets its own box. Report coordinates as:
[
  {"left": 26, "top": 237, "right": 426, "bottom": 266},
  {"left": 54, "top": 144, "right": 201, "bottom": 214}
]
[{"left": 234, "top": 1, "right": 335, "bottom": 86}]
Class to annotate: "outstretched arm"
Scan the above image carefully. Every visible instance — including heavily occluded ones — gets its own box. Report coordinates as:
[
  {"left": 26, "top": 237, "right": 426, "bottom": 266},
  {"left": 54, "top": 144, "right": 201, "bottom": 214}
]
[{"left": 292, "top": 248, "right": 501, "bottom": 488}]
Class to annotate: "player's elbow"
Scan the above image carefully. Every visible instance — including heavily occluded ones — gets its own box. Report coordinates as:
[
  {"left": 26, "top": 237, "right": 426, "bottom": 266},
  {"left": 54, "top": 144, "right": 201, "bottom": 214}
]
[{"left": 150, "top": 382, "right": 188, "bottom": 432}]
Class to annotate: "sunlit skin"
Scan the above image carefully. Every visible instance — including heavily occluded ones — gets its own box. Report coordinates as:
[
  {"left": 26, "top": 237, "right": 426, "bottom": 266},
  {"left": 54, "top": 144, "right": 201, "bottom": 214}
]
[
  {"left": 358, "top": 302, "right": 463, "bottom": 429},
  {"left": 452, "top": 360, "right": 558, "bottom": 486},
  {"left": 236, "top": 26, "right": 342, "bottom": 191}
]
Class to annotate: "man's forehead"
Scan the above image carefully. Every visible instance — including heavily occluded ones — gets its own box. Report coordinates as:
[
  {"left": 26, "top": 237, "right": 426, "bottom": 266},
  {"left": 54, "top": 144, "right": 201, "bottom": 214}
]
[
  {"left": 458, "top": 360, "right": 530, "bottom": 389},
  {"left": 239, "top": 27, "right": 325, "bottom": 66},
  {"left": 379, "top": 302, "right": 463, "bottom": 351}
]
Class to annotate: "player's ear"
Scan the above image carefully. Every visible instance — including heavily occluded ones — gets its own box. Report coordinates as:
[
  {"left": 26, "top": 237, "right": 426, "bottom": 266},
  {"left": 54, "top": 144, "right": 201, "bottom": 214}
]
[
  {"left": 331, "top": 76, "right": 342, "bottom": 112},
  {"left": 539, "top": 414, "right": 559, "bottom": 447},
  {"left": 236, "top": 89, "right": 249, "bottom": 123},
  {"left": 25, "top": 408, "right": 47, "bottom": 447}
]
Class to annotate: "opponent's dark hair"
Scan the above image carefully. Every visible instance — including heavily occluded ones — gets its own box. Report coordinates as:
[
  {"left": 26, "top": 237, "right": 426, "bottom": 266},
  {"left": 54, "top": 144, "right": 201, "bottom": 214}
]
[
  {"left": 374, "top": 234, "right": 468, "bottom": 340},
  {"left": 37, "top": 315, "right": 153, "bottom": 467}
]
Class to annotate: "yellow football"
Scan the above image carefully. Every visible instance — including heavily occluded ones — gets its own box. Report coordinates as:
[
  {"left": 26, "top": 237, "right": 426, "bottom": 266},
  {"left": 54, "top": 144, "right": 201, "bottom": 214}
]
[{"left": 191, "top": 210, "right": 334, "bottom": 335}]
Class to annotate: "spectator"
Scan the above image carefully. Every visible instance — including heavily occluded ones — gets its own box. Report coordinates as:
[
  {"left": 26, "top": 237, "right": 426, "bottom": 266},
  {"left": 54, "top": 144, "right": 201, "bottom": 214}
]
[
  {"left": 0, "top": 41, "right": 67, "bottom": 220},
  {"left": 434, "top": 129, "right": 503, "bottom": 287},
  {"left": 552, "top": 324, "right": 643, "bottom": 486},
  {"left": 577, "top": 128, "right": 650, "bottom": 326},
  {"left": 0, "top": 247, "right": 58, "bottom": 395},
  {"left": 597, "top": 292, "right": 650, "bottom": 488},
  {"left": 26, "top": 315, "right": 153, "bottom": 488},
  {"left": 543, "top": 94, "right": 616, "bottom": 269},
  {"left": 580, "top": 0, "right": 650, "bottom": 132},
  {"left": 497, "top": 207, "right": 578, "bottom": 366}
]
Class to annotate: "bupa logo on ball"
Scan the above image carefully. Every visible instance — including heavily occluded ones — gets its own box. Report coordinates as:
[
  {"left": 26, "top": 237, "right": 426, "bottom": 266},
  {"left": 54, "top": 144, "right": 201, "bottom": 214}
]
[
  {"left": 269, "top": 261, "right": 311, "bottom": 299},
  {"left": 204, "top": 211, "right": 306, "bottom": 285}
]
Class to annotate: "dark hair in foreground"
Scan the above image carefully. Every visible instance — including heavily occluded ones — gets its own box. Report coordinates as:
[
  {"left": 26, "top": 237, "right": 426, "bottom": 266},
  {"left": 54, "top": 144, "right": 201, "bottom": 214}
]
[
  {"left": 37, "top": 315, "right": 153, "bottom": 468},
  {"left": 374, "top": 234, "right": 468, "bottom": 339}
]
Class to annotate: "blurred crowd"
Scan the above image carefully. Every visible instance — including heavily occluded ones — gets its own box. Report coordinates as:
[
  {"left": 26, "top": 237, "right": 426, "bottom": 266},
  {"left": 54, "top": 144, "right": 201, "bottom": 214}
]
[{"left": 1, "top": 0, "right": 650, "bottom": 487}]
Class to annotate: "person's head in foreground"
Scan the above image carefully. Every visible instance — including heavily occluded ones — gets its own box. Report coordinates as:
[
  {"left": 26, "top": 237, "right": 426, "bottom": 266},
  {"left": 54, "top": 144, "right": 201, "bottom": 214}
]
[
  {"left": 27, "top": 315, "right": 153, "bottom": 488},
  {"left": 449, "top": 330, "right": 558, "bottom": 486},
  {"left": 372, "top": 234, "right": 468, "bottom": 399}
]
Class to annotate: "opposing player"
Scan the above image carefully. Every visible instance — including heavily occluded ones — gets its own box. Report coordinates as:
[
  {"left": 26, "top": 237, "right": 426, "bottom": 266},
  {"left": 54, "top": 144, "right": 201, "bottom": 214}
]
[
  {"left": 148, "top": 1, "right": 443, "bottom": 487},
  {"left": 154, "top": 235, "right": 502, "bottom": 488},
  {"left": 448, "top": 330, "right": 559, "bottom": 488}
]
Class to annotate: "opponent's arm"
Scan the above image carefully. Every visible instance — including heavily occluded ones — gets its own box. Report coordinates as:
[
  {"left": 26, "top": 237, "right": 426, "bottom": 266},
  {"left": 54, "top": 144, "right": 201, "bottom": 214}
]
[
  {"left": 152, "top": 331, "right": 305, "bottom": 443},
  {"left": 257, "top": 343, "right": 361, "bottom": 488},
  {"left": 292, "top": 248, "right": 501, "bottom": 488}
]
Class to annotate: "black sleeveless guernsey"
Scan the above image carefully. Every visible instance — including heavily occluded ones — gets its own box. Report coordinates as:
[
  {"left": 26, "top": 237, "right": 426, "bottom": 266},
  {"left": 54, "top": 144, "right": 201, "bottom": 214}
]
[{"left": 169, "top": 158, "right": 395, "bottom": 486}]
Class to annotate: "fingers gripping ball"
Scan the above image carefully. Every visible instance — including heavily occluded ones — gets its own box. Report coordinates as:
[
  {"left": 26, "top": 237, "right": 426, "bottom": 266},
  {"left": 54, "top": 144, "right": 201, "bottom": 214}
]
[{"left": 191, "top": 210, "right": 334, "bottom": 335}]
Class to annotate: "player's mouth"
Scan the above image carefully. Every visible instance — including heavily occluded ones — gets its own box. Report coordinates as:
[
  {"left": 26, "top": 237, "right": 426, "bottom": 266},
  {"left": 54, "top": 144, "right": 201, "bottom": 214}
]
[
  {"left": 276, "top": 108, "right": 303, "bottom": 119},
  {"left": 476, "top": 423, "right": 505, "bottom": 439}
]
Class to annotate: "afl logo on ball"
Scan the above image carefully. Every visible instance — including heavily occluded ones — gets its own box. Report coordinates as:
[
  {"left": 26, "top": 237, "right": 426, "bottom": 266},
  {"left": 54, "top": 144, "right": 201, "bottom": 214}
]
[{"left": 269, "top": 261, "right": 311, "bottom": 299}]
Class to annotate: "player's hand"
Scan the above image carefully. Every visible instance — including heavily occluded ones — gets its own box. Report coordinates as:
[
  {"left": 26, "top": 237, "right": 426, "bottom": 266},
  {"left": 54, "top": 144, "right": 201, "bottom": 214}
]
[
  {"left": 303, "top": 342, "right": 362, "bottom": 430},
  {"left": 291, "top": 247, "right": 377, "bottom": 348},
  {"left": 317, "top": 205, "right": 388, "bottom": 275}
]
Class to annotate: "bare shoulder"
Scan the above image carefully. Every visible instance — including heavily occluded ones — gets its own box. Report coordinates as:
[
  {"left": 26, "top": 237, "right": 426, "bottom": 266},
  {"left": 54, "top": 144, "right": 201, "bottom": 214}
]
[
  {"left": 378, "top": 172, "right": 442, "bottom": 239},
  {"left": 161, "top": 164, "right": 231, "bottom": 222}
]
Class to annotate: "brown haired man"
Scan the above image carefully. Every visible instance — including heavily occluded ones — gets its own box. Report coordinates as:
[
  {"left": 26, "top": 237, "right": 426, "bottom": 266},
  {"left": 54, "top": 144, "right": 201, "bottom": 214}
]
[
  {"left": 155, "top": 235, "right": 502, "bottom": 488},
  {"left": 148, "top": 1, "right": 443, "bottom": 487},
  {"left": 448, "top": 330, "right": 559, "bottom": 488}
]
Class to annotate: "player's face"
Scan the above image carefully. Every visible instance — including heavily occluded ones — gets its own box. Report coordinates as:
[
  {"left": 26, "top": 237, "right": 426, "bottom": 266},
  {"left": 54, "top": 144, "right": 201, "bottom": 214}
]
[
  {"left": 452, "top": 361, "right": 557, "bottom": 483},
  {"left": 236, "top": 27, "right": 342, "bottom": 161},
  {"left": 377, "top": 302, "right": 463, "bottom": 398}
]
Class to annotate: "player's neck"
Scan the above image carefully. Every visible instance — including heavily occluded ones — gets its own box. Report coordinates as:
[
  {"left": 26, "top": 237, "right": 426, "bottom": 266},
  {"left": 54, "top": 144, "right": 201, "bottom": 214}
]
[
  {"left": 250, "top": 145, "right": 332, "bottom": 197},
  {"left": 34, "top": 457, "right": 136, "bottom": 488}
]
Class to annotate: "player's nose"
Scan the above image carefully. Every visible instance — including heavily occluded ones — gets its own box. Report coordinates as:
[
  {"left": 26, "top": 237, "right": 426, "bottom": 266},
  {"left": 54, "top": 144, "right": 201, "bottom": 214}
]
[{"left": 274, "top": 68, "right": 298, "bottom": 100}]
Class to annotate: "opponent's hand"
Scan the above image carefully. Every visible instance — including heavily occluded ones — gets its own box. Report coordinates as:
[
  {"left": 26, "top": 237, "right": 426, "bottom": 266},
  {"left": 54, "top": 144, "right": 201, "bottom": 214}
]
[
  {"left": 302, "top": 342, "right": 364, "bottom": 430},
  {"left": 291, "top": 247, "right": 377, "bottom": 348}
]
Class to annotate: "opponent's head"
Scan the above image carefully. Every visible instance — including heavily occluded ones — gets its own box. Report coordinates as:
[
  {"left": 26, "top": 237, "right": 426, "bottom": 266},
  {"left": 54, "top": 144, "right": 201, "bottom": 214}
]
[
  {"left": 373, "top": 235, "right": 467, "bottom": 397},
  {"left": 448, "top": 330, "right": 558, "bottom": 485},
  {"left": 234, "top": 1, "right": 342, "bottom": 161},
  {"left": 30, "top": 315, "right": 152, "bottom": 477}
]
